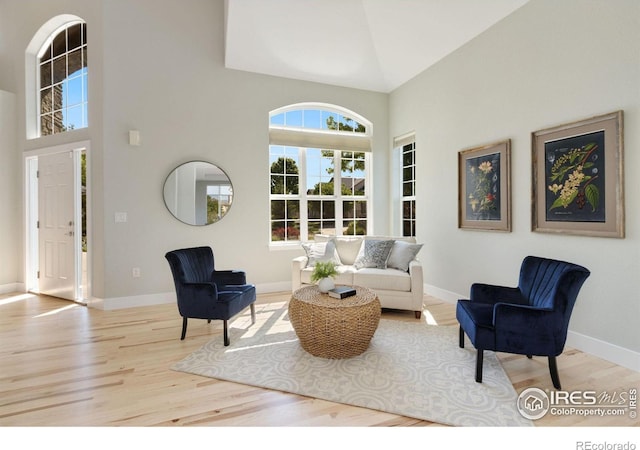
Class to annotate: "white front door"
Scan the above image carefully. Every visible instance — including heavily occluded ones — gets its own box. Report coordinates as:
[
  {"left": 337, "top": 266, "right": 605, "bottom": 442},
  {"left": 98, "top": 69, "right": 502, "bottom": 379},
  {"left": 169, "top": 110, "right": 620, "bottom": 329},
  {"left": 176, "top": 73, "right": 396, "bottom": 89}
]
[{"left": 38, "top": 151, "right": 76, "bottom": 300}]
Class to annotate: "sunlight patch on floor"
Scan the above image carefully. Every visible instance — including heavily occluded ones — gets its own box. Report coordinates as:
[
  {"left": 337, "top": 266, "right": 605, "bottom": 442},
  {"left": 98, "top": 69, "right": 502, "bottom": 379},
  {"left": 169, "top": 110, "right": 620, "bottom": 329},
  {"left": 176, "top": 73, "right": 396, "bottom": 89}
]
[
  {"left": 0, "top": 292, "right": 37, "bottom": 306},
  {"left": 423, "top": 309, "right": 438, "bottom": 325},
  {"left": 33, "top": 303, "right": 79, "bottom": 318}
]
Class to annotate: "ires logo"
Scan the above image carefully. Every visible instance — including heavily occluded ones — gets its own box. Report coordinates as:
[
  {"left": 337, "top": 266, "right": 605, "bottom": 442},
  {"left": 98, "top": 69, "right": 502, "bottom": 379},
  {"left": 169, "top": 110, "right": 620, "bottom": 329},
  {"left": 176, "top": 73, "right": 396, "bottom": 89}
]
[
  {"left": 550, "top": 390, "right": 631, "bottom": 405},
  {"left": 517, "top": 388, "right": 637, "bottom": 420}
]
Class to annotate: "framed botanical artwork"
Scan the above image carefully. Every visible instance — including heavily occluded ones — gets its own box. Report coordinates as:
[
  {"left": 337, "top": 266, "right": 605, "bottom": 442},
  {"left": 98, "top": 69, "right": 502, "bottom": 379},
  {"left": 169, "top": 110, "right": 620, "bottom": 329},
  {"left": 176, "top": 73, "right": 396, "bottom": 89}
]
[
  {"left": 532, "top": 110, "right": 624, "bottom": 238},
  {"left": 458, "top": 139, "right": 511, "bottom": 232}
]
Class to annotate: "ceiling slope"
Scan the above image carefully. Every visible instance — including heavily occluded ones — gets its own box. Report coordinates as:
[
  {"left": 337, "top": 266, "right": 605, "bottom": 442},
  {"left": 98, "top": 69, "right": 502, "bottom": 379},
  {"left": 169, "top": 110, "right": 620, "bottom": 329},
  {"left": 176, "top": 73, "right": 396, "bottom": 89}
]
[{"left": 224, "top": 0, "right": 529, "bottom": 93}]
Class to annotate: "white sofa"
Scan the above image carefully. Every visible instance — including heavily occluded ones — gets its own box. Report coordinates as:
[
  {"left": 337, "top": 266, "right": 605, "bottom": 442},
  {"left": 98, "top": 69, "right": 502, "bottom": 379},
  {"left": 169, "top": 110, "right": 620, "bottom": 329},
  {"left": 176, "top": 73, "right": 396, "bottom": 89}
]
[{"left": 291, "top": 235, "right": 424, "bottom": 318}]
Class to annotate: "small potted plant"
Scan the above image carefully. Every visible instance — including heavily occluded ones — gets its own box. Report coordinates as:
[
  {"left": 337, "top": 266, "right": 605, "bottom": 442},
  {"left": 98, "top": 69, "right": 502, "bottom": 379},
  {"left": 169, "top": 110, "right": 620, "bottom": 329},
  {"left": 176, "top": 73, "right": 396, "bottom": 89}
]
[{"left": 310, "top": 261, "right": 337, "bottom": 293}]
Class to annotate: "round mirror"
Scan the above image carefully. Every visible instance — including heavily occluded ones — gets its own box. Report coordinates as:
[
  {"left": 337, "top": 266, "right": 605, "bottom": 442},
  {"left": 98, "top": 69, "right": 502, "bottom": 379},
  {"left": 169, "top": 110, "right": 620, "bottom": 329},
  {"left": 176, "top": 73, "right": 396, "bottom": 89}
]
[{"left": 163, "top": 161, "right": 233, "bottom": 226}]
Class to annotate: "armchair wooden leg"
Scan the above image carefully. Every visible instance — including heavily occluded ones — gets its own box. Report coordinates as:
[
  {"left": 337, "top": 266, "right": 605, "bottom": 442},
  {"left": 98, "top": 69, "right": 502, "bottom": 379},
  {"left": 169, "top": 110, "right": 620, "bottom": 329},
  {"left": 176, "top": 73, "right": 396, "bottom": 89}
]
[
  {"left": 549, "top": 356, "right": 561, "bottom": 389},
  {"left": 414, "top": 311, "right": 422, "bottom": 319},
  {"left": 476, "top": 349, "right": 483, "bottom": 383},
  {"left": 180, "top": 317, "right": 188, "bottom": 340},
  {"left": 459, "top": 326, "right": 465, "bottom": 348},
  {"left": 250, "top": 303, "right": 256, "bottom": 324},
  {"left": 223, "top": 319, "right": 230, "bottom": 346}
]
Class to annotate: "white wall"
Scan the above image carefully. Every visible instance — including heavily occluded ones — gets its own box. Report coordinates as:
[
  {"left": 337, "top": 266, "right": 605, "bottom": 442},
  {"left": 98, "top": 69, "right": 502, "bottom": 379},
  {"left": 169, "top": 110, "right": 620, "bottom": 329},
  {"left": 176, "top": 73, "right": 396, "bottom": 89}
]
[
  {"left": 0, "top": 90, "right": 19, "bottom": 292},
  {"left": 97, "top": 0, "right": 389, "bottom": 304},
  {"left": 390, "top": 0, "right": 640, "bottom": 359}
]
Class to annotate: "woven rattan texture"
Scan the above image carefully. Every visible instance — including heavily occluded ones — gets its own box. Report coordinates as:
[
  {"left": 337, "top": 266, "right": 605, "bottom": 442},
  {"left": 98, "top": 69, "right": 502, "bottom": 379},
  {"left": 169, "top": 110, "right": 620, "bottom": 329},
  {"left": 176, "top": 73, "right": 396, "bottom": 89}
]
[{"left": 288, "top": 285, "right": 381, "bottom": 359}]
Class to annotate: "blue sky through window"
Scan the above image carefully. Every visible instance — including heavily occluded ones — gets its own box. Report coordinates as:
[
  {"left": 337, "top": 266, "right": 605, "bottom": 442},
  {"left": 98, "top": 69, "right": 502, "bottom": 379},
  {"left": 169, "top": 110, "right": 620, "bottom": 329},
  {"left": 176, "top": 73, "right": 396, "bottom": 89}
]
[
  {"left": 270, "top": 108, "right": 365, "bottom": 133},
  {"left": 62, "top": 67, "right": 87, "bottom": 129}
]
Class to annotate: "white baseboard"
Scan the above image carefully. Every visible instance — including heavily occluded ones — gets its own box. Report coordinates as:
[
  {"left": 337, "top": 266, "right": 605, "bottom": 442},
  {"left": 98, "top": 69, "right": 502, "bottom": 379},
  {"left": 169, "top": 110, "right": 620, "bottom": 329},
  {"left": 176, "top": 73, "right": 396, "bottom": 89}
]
[
  {"left": 424, "top": 283, "right": 640, "bottom": 373},
  {"left": 566, "top": 330, "right": 640, "bottom": 372},
  {"left": 89, "top": 291, "right": 176, "bottom": 310},
  {"left": 424, "top": 283, "right": 462, "bottom": 304},
  {"left": 0, "top": 282, "right": 25, "bottom": 295},
  {"left": 90, "top": 282, "right": 291, "bottom": 311},
  {"left": 256, "top": 281, "right": 291, "bottom": 294}
]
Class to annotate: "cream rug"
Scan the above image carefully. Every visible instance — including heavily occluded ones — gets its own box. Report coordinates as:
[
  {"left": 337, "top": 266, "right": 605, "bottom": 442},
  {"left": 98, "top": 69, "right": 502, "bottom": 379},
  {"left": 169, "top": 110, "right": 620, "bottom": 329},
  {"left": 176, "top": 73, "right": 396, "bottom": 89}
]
[{"left": 171, "top": 303, "right": 532, "bottom": 426}]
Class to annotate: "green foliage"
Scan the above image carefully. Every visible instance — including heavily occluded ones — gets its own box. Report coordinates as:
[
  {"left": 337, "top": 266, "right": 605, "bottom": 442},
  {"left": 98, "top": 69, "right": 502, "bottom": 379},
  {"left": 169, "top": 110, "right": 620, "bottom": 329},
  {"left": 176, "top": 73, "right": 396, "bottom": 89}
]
[
  {"left": 207, "top": 197, "right": 220, "bottom": 223},
  {"left": 325, "top": 116, "right": 365, "bottom": 133},
  {"left": 310, "top": 261, "right": 337, "bottom": 283},
  {"left": 81, "top": 152, "right": 87, "bottom": 252},
  {"left": 345, "top": 220, "right": 366, "bottom": 235},
  {"left": 270, "top": 157, "right": 299, "bottom": 194},
  {"left": 584, "top": 183, "right": 599, "bottom": 212}
]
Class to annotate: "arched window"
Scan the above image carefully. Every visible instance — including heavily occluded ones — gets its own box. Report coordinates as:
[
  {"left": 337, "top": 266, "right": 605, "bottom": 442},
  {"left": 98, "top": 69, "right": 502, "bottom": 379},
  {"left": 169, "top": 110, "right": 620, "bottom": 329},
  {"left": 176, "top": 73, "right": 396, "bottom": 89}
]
[
  {"left": 269, "top": 103, "right": 372, "bottom": 244},
  {"left": 33, "top": 19, "right": 88, "bottom": 136}
]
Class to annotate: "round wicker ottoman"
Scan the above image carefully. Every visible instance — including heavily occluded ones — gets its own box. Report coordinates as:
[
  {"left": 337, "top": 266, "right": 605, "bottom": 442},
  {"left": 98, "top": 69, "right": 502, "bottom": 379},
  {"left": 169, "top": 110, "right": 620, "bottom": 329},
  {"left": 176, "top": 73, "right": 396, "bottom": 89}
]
[{"left": 288, "top": 285, "right": 381, "bottom": 359}]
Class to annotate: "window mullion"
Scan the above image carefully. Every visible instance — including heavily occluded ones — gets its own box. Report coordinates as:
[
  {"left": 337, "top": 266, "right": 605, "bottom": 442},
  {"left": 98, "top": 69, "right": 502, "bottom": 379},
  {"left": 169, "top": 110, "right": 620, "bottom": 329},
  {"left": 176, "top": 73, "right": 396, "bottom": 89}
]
[
  {"left": 299, "top": 147, "right": 308, "bottom": 241},
  {"left": 333, "top": 151, "right": 344, "bottom": 236},
  {"left": 365, "top": 152, "right": 372, "bottom": 235}
]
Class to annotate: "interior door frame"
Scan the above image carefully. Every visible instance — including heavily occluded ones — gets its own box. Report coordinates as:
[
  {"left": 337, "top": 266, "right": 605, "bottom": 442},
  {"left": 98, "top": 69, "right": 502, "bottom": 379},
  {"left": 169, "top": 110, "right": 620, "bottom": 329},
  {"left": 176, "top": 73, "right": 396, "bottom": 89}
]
[{"left": 24, "top": 140, "right": 91, "bottom": 303}]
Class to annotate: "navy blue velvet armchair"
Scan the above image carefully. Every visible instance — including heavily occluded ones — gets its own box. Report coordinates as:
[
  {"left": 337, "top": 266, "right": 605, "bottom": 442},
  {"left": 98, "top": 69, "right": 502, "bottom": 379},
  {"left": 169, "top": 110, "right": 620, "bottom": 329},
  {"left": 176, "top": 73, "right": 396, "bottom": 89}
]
[
  {"left": 456, "top": 256, "right": 590, "bottom": 389},
  {"left": 165, "top": 246, "right": 256, "bottom": 345}
]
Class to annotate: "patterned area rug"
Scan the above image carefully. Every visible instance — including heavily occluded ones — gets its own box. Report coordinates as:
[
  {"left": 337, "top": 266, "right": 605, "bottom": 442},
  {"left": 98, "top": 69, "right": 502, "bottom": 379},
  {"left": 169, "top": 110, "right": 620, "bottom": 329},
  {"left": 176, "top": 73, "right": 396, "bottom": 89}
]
[{"left": 171, "top": 303, "right": 532, "bottom": 426}]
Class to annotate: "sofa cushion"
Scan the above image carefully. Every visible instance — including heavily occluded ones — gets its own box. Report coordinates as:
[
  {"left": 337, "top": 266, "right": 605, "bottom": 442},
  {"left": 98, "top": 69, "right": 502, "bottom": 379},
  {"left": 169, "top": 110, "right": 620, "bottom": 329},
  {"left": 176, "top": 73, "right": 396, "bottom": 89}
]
[
  {"left": 354, "top": 239, "right": 395, "bottom": 269},
  {"left": 387, "top": 240, "right": 423, "bottom": 272},
  {"left": 353, "top": 268, "right": 412, "bottom": 292},
  {"left": 301, "top": 240, "right": 341, "bottom": 267}
]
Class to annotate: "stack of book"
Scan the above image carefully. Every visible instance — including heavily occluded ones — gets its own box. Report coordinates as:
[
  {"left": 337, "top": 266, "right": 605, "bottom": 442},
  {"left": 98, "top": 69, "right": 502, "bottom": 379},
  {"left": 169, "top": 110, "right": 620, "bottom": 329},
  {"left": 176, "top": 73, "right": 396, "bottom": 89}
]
[{"left": 328, "top": 286, "right": 356, "bottom": 299}]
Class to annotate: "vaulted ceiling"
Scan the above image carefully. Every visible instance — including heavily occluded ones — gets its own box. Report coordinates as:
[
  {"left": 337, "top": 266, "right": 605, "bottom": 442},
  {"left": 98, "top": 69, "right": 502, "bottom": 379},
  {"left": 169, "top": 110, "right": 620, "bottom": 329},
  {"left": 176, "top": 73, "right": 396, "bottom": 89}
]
[{"left": 224, "top": 0, "right": 530, "bottom": 93}]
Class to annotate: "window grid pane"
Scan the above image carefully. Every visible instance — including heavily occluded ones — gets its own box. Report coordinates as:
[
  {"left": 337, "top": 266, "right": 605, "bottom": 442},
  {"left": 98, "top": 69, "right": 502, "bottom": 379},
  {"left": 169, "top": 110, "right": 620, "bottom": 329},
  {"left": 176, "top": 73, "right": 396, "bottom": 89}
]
[
  {"left": 38, "top": 21, "right": 88, "bottom": 136},
  {"left": 269, "top": 146, "right": 300, "bottom": 195},
  {"left": 271, "top": 199, "right": 300, "bottom": 241},
  {"left": 271, "top": 108, "right": 367, "bottom": 135},
  {"left": 269, "top": 107, "right": 370, "bottom": 243},
  {"left": 401, "top": 142, "right": 416, "bottom": 237}
]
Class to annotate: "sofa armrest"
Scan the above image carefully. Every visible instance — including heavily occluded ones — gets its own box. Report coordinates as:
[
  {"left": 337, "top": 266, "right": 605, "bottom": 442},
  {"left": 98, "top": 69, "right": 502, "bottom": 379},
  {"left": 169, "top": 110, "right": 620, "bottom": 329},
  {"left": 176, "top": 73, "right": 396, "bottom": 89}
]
[
  {"left": 291, "top": 256, "right": 308, "bottom": 291},
  {"left": 408, "top": 259, "right": 423, "bottom": 294}
]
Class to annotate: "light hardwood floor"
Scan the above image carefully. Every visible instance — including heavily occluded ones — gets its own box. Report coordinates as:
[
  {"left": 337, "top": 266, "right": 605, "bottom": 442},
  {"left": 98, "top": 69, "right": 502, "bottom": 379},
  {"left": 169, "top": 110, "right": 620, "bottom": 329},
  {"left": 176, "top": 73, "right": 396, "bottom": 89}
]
[{"left": 0, "top": 291, "right": 638, "bottom": 427}]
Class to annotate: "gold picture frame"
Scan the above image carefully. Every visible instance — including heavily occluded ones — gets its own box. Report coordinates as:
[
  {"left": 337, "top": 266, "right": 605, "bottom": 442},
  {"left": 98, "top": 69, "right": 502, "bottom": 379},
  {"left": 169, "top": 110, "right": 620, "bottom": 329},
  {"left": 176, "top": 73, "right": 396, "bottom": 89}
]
[
  {"left": 458, "top": 139, "right": 511, "bottom": 232},
  {"left": 531, "top": 110, "right": 624, "bottom": 238}
]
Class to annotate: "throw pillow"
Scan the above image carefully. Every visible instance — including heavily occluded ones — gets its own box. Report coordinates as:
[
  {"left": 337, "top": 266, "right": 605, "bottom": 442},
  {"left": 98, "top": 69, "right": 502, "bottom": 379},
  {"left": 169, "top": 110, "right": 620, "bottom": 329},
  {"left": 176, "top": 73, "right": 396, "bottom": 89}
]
[
  {"left": 301, "top": 240, "right": 341, "bottom": 267},
  {"left": 353, "top": 239, "right": 395, "bottom": 269},
  {"left": 387, "top": 240, "right": 423, "bottom": 272},
  {"left": 332, "top": 236, "right": 364, "bottom": 265}
]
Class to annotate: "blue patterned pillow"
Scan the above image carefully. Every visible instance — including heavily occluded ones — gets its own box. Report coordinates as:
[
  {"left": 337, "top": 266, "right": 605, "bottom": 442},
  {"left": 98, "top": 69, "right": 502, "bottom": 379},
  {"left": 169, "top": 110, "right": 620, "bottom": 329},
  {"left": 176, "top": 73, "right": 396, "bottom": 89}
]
[{"left": 353, "top": 239, "right": 395, "bottom": 269}]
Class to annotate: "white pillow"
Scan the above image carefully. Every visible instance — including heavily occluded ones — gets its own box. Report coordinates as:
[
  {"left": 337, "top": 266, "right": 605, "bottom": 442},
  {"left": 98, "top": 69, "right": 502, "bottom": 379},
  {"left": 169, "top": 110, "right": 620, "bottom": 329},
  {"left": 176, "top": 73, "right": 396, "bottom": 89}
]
[
  {"left": 387, "top": 241, "right": 423, "bottom": 272},
  {"left": 353, "top": 239, "right": 395, "bottom": 269},
  {"left": 332, "top": 236, "right": 364, "bottom": 265},
  {"left": 301, "top": 240, "right": 341, "bottom": 267}
]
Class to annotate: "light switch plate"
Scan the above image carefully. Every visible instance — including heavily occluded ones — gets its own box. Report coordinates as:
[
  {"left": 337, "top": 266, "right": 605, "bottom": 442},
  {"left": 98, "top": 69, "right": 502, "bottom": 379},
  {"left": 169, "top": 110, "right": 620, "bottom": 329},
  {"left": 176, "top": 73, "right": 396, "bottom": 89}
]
[{"left": 115, "top": 212, "right": 127, "bottom": 223}]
